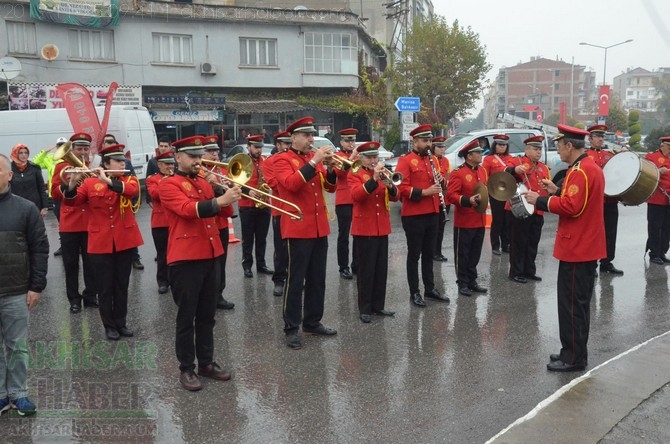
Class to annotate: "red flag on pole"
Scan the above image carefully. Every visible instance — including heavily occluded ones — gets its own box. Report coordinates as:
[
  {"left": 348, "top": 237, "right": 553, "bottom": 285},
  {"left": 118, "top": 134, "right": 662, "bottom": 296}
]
[
  {"left": 598, "top": 85, "right": 611, "bottom": 117},
  {"left": 98, "top": 82, "right": 118, "bottom": 153},
  {"left": 56, "top": 83, "right": 102, "bottom": 155},
  {"left": 559, "top": 102, "right": 567, "bottom": 125}
]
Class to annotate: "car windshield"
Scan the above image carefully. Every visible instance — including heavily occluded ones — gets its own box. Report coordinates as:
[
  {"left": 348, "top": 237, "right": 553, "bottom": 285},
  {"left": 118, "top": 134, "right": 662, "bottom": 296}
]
[{"left": 444, "top": 134, "right": 473, "bottom": 154}]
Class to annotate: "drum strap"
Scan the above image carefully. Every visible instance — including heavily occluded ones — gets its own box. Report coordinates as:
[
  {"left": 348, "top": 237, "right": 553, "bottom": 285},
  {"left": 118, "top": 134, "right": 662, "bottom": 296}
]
[{"left": 659, "top": 186, "right": 670, "bottom": 204}]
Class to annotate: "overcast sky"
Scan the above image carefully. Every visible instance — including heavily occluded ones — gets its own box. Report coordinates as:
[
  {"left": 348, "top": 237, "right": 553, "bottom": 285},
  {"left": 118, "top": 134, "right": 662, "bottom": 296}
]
[{"left": 432, "top": 0, "right": 670, "bottom": 116}]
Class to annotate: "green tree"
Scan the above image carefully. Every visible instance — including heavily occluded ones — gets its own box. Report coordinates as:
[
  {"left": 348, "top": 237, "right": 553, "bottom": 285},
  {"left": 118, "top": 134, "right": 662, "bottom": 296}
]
[
  {"left": 645, "top": 126, "right": 670, "bottom": 152},
  {"left": 390, "top": 17, "right": 490, "bottom": 124},
  {"left": 655, "top": 76, "right": 670, "bottom": 119},
  {"left": 605, "top": 104, "right": 627, "bottom": 132},
  {"left": 543, "top": 113, "right": 578, "bottom": 127},
  {"left": 628, "top": 109, "right": 642, "bottom": 150}
]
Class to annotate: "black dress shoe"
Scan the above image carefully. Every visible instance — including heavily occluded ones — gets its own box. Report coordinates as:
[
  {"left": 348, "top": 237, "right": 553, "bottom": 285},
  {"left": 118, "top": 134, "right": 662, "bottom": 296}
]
[
  {"left": 509, "top": 275, "right": 527, "bottom": 284},
  {"left": 433, "top": 255, "right": 448, "bottom": 262},
  {"left": 105, "top": 327, "right": 120, "bottom": 340},
  {"left": 118, "top": 326, "right": 134, "bottom": 337},
  {"left": 83, "top": 301, "right": 99, "bottom": 308},
  {"left": 650, "top": 256, "right": 665, "bottom": 265},
  {"left": 286, "top": 332, "right": 303, "bottom": 349},
  {"left": 550, "top": 353, "right": 588, "bottom": 367},
  {"left": 198, "top": 362, "right": 232, "bottom": 381},
  {"left": 410, "top": 292, "right": 426, "bottom": 307},
  {"left": 662, "top": 256, "right": 670, "bottom": 264},
  {"left": 69, "top": 303, "right": 81, "bottom": 314},
  {"left": 216, "top": 298, "right": 235, "bottom": 310},
  {"left": 339, "top": 268, "right": 353, "bottom": 280},
  {"left": 243, "top": 269, "right": 253, "bottom": 278},
  {"left": 469, "top": 283, "right": 488, "bottom": 293},
  {"left": 158, "top": 286, "right": 169, "bottom": 294},
  {"left": 492, "top": 249, "right": 501, "bottom": 256},
  {"left": 257, "top": 266, "right": 274, "bottom": 275},
  {"left": 360, "top": 314, "right": 371, "bottom": 323},
  {"left": 525, "top": 275, "right": 542, "bottom": 281},
  {"left": 458, "top": 287, "right": 473, "bottom": 296},
  {"left": 272, "top": 282, "right": 284, "bottom": 297},
  {"left": 600, "top": 264, "right": 624, "bottom": 275},
  {"left": 546, "top": 359, "right": 585, "bottom": 372},
  {"left": 179, "top": 370, "right": 203, "bottom": 391},
  {"left": 501, "top": 248, "right": 510, "bottom": 254},
  {"left": 425, "top": 289, "right": 450, "bottom": 303},
  {"left": 132, "top": 258, "right": 144, "bottom": 270},
  {"left": 373, "top": 309, "right": 395, "bottom": 317},
  {"left": 53, "top": 247, "right": 63, "bottom": 257},
  {"left": 303, "top": 324, "right": 337, "bottom": 336}
]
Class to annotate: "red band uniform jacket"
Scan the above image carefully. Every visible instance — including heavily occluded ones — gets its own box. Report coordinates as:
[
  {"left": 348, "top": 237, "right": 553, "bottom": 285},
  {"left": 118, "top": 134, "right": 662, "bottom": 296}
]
[
  {"left": 587, "top": 148, "right": 618, "bottom": 204},
  {"left": 348, "top": 167, "right": 399, "bottom": 236},
  {"left": 202, "top": 165, "right": 234, "bottom": 229},
  {"left": 238, "top": 155, "right": 270, "bottom": 211},
  {"left": 263, "top": 151, "right": 288, "bottom": 217},
  {"left": 63, "top": 176, "right": 143, "bottom": 254},
  {"left": 52, "top": 161, "right": 90, "bottom": 232},
  {"left": 446, "top": 163, "right": 489, "bottom": 228},
  {"left": 273, "top": 149, "right": 336, "bottom": 239},
  {"left": 396, "top": 151, "right": 441, "bottom": 216},
  {"left": 334, "top": 151, "right": 354, "bottom": 205},
  {"left": 482, "top": 153, "right": 514, "bottom": 176},
  {"left": 505, "top": 156, "right": 550, "bottom": 215},
  {"left": 645, "top": 150, "right": 670, "bottom": 206},
  {"left": 159, "top": 171, "right": 231, "bottom": 264},
  {"left": 146, "top": 173, "right": 171, "bottom": 229}
]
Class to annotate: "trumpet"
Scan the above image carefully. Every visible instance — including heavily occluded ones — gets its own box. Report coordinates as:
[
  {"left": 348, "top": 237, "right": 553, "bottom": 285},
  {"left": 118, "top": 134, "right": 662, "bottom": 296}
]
[
  {"left": 330, "top": 155, "right": 362, "bottom": 173},
  {"left": 200, "top": 154, "right": 304, "bottom": 221},
  {"left": 60, "top": 167, "right": 129, "bottom": 182},
  {"left": 378, "top": 168, "right": 403, "bottom": 186}
]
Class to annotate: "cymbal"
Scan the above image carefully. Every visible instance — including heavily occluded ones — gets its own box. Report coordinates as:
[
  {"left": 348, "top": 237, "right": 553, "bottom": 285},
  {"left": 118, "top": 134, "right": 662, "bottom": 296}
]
[
  {"left": 487, "top": 172, "right": 517, "bottom": 201},
  {"left": 473, "top": 182, "right": 489, "bottom": 214}
]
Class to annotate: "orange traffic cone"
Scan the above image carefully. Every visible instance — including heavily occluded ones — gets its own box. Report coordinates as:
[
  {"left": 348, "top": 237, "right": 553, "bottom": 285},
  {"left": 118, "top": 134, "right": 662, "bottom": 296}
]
[
  {"left": 485, "top": 204, "right": 492, "bottom": 229},
  {"left": 228, "top": 217, "right": 240, "bottom": 243}
]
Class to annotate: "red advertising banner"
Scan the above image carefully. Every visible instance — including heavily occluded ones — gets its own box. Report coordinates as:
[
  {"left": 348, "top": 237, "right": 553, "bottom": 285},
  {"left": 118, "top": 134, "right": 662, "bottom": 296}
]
[
  {"left": 57, "top": 83, "right": 102, "bottom": 155},
  {"left": 598, "top": 85, "right": 611, "bottom": 117},
  {"left": 559, "top": 102, "right": 566, "bottom": 125},
  {"left": 98, "top": 81, "right": 118, "bottom": 152}
]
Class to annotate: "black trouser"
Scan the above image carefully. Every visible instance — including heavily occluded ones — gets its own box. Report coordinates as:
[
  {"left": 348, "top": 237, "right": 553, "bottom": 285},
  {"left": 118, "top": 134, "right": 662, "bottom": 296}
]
[
  {"left": 354, "top": 235, "right": 389, "bottom": 315},
  {"left": 170, "top": 258, "right": 220, "bottom": 372},
  {"left": 60, "top": 231, "right": 97, "bottom": 305},
  {"left": 453, "top": 226, "right": 485, "bottom": 288},
  {"left": 151, "top": 227, "right": 169, "bottom": 287},
  {"left": 557, "top": 260, "right": 597, "bottom": 366},
  {"left": 54, "top": 200, "right": 61, "bottom": 222},
  {"left": 335, "top": 204, "right": 353, "bottom": 271},
  {"left": 89, "top": 249, "right": 133, "bottom": 330},
  {"left": 271, "top": 215, "right": 288, "bottom": 284},
  {"left": 283, "top": 237, "right": 328, "bottom": 333},
  {"left": 509, "top": 213, "right": 544, "bottom": 278},
  {"left": 489, "top": 197, "right": 510, "bottom": 251},
  {"left": 646, "top": 203, "right": 670, "bottom": 259},
  {"left": 239, "top": 206, "right": 271, "bottom": 271},
  {"left": 601, "top": 202, "right": 619, "bottom": 266},
  {"left": 218, "top": 228, "right": 229, "bottom": 295},
  {"left": 401, "top": 213, "right": 438, "bottom": 294},
  {"left": 435, "top": 207, "right": 447, "bottom": 257}
]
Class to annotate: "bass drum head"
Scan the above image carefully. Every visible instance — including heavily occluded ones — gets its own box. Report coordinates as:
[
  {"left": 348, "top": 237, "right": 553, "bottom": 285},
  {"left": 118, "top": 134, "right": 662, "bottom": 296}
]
[{"left": 603, "top": 151, "right": 639, "bottom": 197}]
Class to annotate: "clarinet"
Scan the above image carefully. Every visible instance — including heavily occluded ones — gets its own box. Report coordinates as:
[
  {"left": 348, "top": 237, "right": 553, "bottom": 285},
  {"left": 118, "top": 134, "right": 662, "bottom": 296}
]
[{"left": 427, "top": 149, "right": 448, "bottom": 217}]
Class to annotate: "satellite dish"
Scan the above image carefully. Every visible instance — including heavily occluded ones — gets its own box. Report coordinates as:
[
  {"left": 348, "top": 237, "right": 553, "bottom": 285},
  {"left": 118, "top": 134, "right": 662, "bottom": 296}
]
[
  {"left": 294, "top": 5, "right": 307, "bottom": 10},
  {"left": 41, "top": 44, "right": 59, "bottom": 61},
  {"left": 0, "top": 57, "right": 22, "bottom": 80}
]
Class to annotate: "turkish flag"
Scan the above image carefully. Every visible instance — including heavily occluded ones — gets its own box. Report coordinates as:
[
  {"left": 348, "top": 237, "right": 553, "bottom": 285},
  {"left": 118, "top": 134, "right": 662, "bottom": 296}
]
[{"left": 598, "top": 85, "right": 610, "bottom": 117}]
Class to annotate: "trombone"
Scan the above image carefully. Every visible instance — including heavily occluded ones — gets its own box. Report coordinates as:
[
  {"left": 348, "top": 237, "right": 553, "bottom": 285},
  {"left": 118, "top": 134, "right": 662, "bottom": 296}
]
[{"left": 200, "top": 154, "right": 304, "bottom": 221}]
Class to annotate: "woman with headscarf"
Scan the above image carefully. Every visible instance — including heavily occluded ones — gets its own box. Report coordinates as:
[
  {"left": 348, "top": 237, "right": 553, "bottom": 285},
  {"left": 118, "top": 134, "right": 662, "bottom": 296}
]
[{"left": 9, "top": 144, "right": 48, "bottom": 217}]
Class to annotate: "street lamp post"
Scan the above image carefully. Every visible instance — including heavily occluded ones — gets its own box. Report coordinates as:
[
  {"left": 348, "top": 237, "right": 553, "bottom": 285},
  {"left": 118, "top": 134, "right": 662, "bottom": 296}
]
[
  {"left": 579, "top": 39, "right": 633, "bottom": 85},
  {"left": 433, "top": 94, "right": 441, "bottom": 116}
]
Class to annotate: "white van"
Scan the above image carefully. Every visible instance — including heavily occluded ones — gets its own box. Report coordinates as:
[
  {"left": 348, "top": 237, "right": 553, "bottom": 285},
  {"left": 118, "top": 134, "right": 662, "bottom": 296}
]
[{"left": 0, "top": 105, "right": 157, "bottom": 178}]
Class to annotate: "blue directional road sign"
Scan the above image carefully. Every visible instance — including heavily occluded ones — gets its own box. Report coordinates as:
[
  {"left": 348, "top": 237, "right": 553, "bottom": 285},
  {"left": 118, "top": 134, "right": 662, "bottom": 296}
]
[{"left": 394, "top": 97, "right": 421, "bottom": 112}]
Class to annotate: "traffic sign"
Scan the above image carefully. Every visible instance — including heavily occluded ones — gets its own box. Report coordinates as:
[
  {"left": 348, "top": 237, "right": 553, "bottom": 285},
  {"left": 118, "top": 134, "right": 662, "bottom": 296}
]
[{"left": 395, "top": 97, "right": 421, "bottom": 112}]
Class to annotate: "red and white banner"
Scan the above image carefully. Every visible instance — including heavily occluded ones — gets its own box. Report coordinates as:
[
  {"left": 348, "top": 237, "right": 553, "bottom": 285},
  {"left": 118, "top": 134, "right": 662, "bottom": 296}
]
[{"left": 598, "top": 85, "right": 610, "bottom": 117}]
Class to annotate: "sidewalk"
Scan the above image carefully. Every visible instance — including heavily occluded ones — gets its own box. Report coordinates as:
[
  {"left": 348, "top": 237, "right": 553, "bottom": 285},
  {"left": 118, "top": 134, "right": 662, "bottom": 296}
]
[{"left": 488, "top": 331, "right": 670, "bottom": 443}]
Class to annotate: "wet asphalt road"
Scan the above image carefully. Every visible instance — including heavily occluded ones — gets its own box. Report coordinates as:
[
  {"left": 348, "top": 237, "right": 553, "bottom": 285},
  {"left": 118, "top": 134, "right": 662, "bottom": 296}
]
[{"left": 3, "top": 197, "right": 670, "bottom": 443}]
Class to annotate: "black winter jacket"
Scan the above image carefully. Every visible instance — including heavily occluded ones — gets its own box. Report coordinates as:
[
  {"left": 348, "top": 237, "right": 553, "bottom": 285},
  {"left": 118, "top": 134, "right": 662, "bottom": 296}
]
[
  {"left": 0, "top": 187, "right": 49, "bottom": 297},
  {"left": 10, "top": 161, "right": 48, "bottom": 211}
]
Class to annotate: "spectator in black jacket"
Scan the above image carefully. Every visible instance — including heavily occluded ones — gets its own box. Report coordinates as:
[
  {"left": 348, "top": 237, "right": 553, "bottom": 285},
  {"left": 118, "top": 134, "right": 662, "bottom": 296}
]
[
  {"left": 9, "top": 144, "right": 48, "bottom": 217},
  {"left": 0, "top": 154, "right": 49, "bottom": 416}
]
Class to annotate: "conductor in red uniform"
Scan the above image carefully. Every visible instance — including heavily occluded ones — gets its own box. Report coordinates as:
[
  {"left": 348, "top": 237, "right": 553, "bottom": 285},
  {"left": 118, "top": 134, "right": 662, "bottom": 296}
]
[
  {"left": 273, "top": 117, "right": 337, "bottom": 350},
  {"left": 159, "top": 136, "right": 242, "bottom": 391},
  {"left": 525, "top": 124, "right": 606, "bottom": 372},
  {"left": 587, "top": 124, "right": 623, "bottom": 275},
  {"left": 347, "top": 141, "right": 399, "bottom": 323},
  {"left": 396, "top": 124, "right": 450, "bottom": 307},
  {"left": 62, "top": 143, "right": 143, "bottom": 340},
  {"left": 644, "top": 136, "right": 670, "bottom": 265},
  {"left": 446, "top": 140, "right": 489, "bottom": 297}
]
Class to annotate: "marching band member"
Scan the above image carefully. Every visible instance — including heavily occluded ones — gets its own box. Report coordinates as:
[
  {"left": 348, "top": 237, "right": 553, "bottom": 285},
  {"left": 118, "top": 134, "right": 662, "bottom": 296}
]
[
  {"left": 431, "top": 136, "right": 450, "bottom": 262},
  {"left": 447, "top": 140, "right": 489, "bottom": 297},
  {"left": 62, "top": 143, "right": 143, "bottom": 341},
  {"left": 273, "top": 116, "right": 337, "bottom": 350},
  {"left": 396, "top": 124, "right": 449, "bottom": 307},
  {"left": 482, "top": 134, "right": 513, "bottom": 255},
  {"left": 263, "top": 131, "right": 292, "bottom": 297},
  {"left": 525, "top": 124, "right": 606, "bottom": 372},
  {"left": 239, "top": 135, "right": 273, "bottom": 278},
  {"left": 201, "top": 136, "right": 235, "bottom": 310},
  {"left": 159, "top": 136, "right": 241, "bottom": 391},
  {"left": 334, "top": 128, "right": 358, "bottom": 279},
  {"left": 645, "top": 136, "right": 670, "bottom": 265},
  {"left": 347, "top": 142, "right": 399, "bottom": 323},
  {"left": 51, "top": 133, "right": 98, "bottom": 314},
  {"left": 145, "top": 151, "right": 175, "bottom": 294},
  {"left": 504, "top": 136, "right": 550, "bottom": 283}
]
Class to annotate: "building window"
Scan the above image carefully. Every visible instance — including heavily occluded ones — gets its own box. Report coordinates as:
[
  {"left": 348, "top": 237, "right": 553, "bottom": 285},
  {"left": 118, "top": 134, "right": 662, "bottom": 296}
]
[
  {"left": 7, "top": 21, "right": 37, "bottom": 56},
  {"left": 304, "top": 32, "right": 358, "bottom": 74},
  {"left": 68, "top": 29, "right": 115, "bottom": 61},
  {"left": 239, "top": 38, "right": 277, "bottom": 67},
  {"left": 152, "top": 33, "right": 193, "bottom": 65}
]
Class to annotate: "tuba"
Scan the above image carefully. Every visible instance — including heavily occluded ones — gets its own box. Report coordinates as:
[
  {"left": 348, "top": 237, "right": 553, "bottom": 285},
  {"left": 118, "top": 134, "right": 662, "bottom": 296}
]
[{"left": 54, "top": 141, "right": 96, "bottom": 182}]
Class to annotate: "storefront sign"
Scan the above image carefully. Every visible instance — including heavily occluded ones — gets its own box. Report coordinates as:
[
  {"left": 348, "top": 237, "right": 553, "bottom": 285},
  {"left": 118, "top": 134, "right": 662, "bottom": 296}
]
[
  {"left": 7, "top": 83, "right": 141, "bottom": 110},
  {"left": 149, "top": 109, "right": 223, "bottom": 122},
  {"left": 144, "top": 96, "right": 226, "bottom": 106}
]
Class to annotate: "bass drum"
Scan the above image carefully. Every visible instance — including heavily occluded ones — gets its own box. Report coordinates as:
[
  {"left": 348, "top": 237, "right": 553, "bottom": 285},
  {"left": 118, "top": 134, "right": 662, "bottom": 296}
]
[
  {"left": 509, "top": 183, "right": 534, "bottom": 219},
  {"left": 603, "top": 151, "right": 659, "bottom": 206}
]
